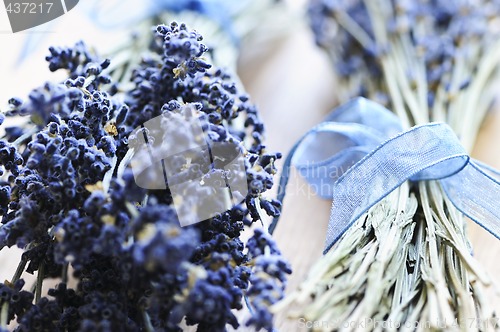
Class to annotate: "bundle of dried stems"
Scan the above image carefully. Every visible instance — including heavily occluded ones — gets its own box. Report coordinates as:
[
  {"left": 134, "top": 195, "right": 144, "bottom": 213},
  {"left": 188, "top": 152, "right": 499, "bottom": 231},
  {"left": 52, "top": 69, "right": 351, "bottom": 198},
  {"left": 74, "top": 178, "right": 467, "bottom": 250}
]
[{"left": 274, "top": 1, "right": 500, "bottom": 330}]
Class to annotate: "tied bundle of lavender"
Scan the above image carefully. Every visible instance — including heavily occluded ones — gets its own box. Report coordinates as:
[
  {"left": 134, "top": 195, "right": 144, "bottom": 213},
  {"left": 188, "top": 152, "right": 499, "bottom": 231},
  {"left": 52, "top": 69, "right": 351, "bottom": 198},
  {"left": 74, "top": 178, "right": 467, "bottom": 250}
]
[
  {"left": 81, "top": 0, "right": 290, "bottom": 75},
  {"left": 0, "top": 22, "right": 290, "bottom": 331},
  {"left": 274, "top": 0, "right": 500, "bottom": 330},
  {"left": 17, "top": 0, "right": 289, "bottom": 70}
]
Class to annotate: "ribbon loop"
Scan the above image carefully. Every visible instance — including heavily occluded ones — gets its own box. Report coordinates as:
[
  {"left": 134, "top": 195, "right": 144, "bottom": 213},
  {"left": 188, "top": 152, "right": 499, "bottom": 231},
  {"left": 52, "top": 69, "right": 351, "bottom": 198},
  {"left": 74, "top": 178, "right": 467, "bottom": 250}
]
[
  {"left": 292, "top": 122, "right": 383, "bottom": 198},
  {"left": 324, "top": 98, "right": 403, "bottom": 137}
]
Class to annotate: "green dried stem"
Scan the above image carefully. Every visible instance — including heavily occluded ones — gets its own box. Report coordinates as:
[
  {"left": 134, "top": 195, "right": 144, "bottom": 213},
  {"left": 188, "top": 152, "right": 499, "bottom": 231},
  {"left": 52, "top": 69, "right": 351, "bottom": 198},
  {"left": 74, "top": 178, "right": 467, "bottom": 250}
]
[
  {"left": 34, "top": 262, "right": 44, "bottom": 304},
  {"left": 0, "top": 301, "right": 8, "bottom": 329}
]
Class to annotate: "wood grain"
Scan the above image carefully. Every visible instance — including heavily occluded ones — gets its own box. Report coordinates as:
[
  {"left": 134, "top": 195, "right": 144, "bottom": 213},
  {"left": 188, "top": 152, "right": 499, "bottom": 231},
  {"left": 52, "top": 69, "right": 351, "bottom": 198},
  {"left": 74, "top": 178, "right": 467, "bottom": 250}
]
[{"left": 0, "top": 4, "right": 498, "bottom": 331}]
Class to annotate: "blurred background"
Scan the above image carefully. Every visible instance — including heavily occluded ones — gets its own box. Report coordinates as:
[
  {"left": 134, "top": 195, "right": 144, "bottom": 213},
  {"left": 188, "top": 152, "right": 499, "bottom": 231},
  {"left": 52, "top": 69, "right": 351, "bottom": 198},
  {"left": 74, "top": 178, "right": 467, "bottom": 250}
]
[{"left": 0, "top": 0, "right": 499, "bottom": 330}]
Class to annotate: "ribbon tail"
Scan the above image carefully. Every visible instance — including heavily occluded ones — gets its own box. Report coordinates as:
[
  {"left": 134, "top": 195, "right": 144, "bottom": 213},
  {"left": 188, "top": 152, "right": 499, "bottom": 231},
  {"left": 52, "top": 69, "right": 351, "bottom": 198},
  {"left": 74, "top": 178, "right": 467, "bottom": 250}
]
[
  {"left": 471, "top": 159, "right": 500, "bottom": 179},
  {"left": 441, "top": 162, "right": 500, "bottom": 240},
  {"left": 268, "top": 138, "right": 302, "bottom": 235}
]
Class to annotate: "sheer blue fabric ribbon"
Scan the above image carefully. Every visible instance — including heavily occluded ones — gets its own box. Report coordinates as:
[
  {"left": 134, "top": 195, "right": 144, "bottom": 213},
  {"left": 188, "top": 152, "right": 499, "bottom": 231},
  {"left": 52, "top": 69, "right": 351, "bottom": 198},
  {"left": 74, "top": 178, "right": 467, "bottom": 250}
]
[
  {"left": 269, "top": 98, "right": 500, "bottom": 254},
  {"left": 86, "top": 0, "right": 246, "bottom": 41},
  {"left": 18, "top": 0, "right": 247, "bottom": 64}
]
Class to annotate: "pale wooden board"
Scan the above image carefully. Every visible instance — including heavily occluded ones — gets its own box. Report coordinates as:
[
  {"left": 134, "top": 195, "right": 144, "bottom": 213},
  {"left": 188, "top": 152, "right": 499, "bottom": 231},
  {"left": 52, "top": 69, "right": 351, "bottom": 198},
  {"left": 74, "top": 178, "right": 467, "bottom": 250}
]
[{"left": 0, "top": 2, "right": 499, "bottom": 331}]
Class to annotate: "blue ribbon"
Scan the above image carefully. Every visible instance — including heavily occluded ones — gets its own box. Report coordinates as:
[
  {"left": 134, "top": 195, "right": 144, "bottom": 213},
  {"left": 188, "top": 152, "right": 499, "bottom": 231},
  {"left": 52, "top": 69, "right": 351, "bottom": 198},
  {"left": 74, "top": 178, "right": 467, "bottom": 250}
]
[
  {"left": 86, "top": 0, "right": 246, "bottom": 42},
  {"left": 18, "top": 0, "right": 248, "bottom": 64},
  {"left": 269, "top": 98, "right": 500, "bottom": 254}
]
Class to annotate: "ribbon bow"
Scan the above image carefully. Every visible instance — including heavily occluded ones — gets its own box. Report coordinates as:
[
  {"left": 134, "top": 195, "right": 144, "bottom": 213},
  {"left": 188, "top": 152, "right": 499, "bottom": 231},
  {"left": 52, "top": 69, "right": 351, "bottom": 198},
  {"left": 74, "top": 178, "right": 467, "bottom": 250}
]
[{"left": 270, "top": 98, "right": 500, "bottom": 254}]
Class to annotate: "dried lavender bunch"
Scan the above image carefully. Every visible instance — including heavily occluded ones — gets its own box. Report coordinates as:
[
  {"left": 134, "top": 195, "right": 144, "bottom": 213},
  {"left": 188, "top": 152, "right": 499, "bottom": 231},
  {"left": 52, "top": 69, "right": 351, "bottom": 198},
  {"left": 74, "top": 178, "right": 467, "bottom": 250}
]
[
  {"left": 0, "top": 22, "right": 289, "bottom": 331},
  {"left": 275, "top": 0, "right": 500, "bottom": 330}
]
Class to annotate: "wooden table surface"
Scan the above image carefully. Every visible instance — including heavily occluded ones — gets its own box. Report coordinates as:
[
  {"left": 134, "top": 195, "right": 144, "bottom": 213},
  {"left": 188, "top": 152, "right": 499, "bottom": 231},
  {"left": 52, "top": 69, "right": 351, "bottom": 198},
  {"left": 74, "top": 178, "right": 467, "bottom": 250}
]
[{"left": 0, "top": 2, "right": 499, "bottom": 331}]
